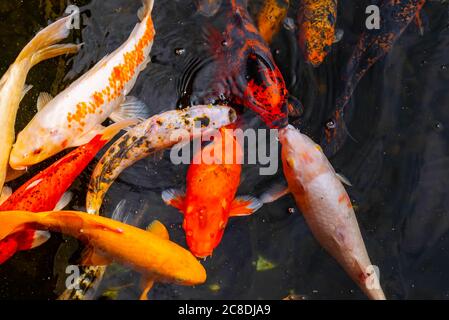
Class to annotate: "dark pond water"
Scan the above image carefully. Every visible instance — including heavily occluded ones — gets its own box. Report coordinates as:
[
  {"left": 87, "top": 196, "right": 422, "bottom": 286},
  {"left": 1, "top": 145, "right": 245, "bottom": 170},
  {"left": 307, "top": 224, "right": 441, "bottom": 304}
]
[{"left": 0, "top": 0, "right": 449, "bottom": 300}]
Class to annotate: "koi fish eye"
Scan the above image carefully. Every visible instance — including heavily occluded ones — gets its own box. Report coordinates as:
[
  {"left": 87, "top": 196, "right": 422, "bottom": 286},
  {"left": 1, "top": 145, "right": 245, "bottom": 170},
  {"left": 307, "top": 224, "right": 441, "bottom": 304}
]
[{"left": 326, "top": 119, "right": 336, "bottom": 130}]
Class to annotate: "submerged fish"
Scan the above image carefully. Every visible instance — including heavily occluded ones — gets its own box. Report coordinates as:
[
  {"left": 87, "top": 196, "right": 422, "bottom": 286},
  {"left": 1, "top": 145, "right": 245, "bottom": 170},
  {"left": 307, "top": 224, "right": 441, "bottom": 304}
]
[
  {"left": 195, "top": 0, "right": 222, "bottom": 17},
  {"left": 257, "top": 0, "right": 290, "bottom": 44},
  {"left": 297, "top": 0, "right": 338, "bottom": 66},
  {"left": 0, "top": 13, "right": 79, "bottom": 194},
  {"left": 0, "top": 210, "right": 206, "bottom": 289},
  {"left": 86, "top": 105, "right": 237, "bottom": 215},
  {"left": 206, "top": 0, "right": 290, "bottom": 128},
  {"left": 0, "top": 121, "right": 134, "bottom": 264},
  {"left": 264, "top": 125, "right": 386, "bottom": 300},
  {"left": 163, "top": 126, "right": 262, "bottom": 258},
  {"left": 9, "top": 0, "right": 155, "bottom": 169},
  {"left": 322, "top": 0, "right": 426, "bottom": 156}
]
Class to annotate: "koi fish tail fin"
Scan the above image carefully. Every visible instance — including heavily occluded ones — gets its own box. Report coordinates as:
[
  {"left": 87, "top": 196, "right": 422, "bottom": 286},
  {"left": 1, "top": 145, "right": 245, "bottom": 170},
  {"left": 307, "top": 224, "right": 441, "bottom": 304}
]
[
  {"left": 0, "top": 211, "right": 38, "bottom": 241},
  {"left": 16, "top": 13, "right": 80, "bottom": 67},
  {"left": 30, "top": 43, "right": 81, "bottom": 68},
  {"left": 138, "top": 0, "right": 155, "bottom": 20},
  {"left": 0, "top": 212, "right": 50, "bottom": 264}
]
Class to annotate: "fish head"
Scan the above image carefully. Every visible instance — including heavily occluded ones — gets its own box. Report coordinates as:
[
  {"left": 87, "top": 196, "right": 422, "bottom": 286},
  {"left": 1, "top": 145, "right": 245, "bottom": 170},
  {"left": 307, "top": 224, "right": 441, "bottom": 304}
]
[
  {"left": 183, "top": 203, "right": 227, "bottom": 258},
  {"left": 243, "top": 53, "right": 289, "bottom": 128},
  {"left": 10, "top": 124, "right": 67, "bottom": 169},
  {"left": 279, "top": 125, "right": 331, "bottom": 185}
]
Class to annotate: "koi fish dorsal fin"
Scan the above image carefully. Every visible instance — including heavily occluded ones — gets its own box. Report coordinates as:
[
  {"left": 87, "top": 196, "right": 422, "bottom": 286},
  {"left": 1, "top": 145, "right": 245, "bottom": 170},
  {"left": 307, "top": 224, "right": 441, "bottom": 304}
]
[
  {"left": 146, "top": 220, "right": 169, "bottom": 240},
  {"left": 229, "top": 196, "right": 263, "bottom": 217},
  {"left": 80, "top": 246, "right": 112, "bottom": 266},
  {"left": 37, "top": 92, "right": 53, "bottom": 111},
  {"left": 162, "top": 189, "right": 185, "bottom": 212},
  {"left": 138, "top": 0, "right": 154, "bottom": 21}
]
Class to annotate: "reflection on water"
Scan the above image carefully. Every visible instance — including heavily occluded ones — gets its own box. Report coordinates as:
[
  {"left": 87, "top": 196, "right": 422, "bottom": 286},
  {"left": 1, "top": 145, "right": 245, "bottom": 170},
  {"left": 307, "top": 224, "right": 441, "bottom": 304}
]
[{"left": 0, "top": 0, "right": 449, "bottom": 299}]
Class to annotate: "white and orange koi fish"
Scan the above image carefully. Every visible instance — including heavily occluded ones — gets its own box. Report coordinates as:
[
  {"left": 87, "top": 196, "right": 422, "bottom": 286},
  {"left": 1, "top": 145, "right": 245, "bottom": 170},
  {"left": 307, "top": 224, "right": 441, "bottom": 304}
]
[
  {"left": 10, "top": 0, "right": 155, "bottom": 169},
  {"left": 262, "top": 125, "right": 386, "bottom": 300},
  {"left": 0, "top": 13, "right": 79, "bottom": 193}
]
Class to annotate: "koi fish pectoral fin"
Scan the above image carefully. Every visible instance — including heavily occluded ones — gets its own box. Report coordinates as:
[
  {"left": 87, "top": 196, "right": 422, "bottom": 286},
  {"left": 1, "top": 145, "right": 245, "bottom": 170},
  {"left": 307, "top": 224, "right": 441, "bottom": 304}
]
[
  {"left": 229, "top": 196, "right": 263, "bottom": 217},
  {"left": 53, "top": 192, "right": 73, "bottom": 211},
  {"left": 28, "top": 230, "right": 51, "bottom": 250},
  {"left": 109, "top": 96, "right": 150, "bottom": 123},
  {"left": 162, "top": 189, "right": 185, "bottom": 212},
  {"left": 36, "top": 91, "right": 53, "bottom": 111},
  {"left": 139, "top": 277, "right": 155, "bottom": 300},
  {"left": 138, "top": 221, "right": 168, "bottom": 300},
  {"left": 259, "top": 183, "right": 290, "bottom": 204},
  {"left": 0, "top": 186, "right": 12, "bottom": 205},
  {"left": 21, "top": 84, "right": 33, "bottom": 101},
  {"left": 80, "top": 246, "right": 112, "bottom": 266}
]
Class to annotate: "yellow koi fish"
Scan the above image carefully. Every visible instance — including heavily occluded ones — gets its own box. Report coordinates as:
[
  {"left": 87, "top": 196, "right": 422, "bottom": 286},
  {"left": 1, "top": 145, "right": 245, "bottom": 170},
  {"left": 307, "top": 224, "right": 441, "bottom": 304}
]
[
  {"left": 0, "top": 14, "right": 79, "bottom": 193},
  {"left": 10, "top": 0, "right": 155, "bottom": 170},
  {"left": 0, "top": 210, "right": 206, "bottom": 296}
]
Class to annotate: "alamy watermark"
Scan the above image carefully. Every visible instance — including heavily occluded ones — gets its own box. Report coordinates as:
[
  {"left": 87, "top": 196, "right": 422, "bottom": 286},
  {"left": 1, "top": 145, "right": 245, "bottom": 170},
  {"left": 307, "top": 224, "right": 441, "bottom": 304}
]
[{"left": 168, "top": 125, "right": 279, "bottom": 176}]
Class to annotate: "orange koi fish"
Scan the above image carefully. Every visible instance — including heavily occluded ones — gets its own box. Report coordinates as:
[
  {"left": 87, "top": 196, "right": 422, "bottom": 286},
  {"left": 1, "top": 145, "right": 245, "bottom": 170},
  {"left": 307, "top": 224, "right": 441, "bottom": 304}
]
[
  {"left": 163, "top": 126, "right": 262, "bottom": 258},
  {"left": 10, "top": 0, "right": 155, "bottom": 169},
  {"left": 297, "top": 0, "right": 338, "bottom": 66},
  {"left": 0, "top": 211, "right": 206, "bottom": 292},
  {"left": 257, "top": 0, "right": 290, "bottom": 44}
]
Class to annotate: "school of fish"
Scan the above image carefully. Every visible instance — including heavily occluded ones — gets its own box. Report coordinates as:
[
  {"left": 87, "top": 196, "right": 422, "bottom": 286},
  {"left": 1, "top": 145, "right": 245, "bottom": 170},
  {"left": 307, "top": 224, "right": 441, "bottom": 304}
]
[{"left": 0, "top": 0, "right": 430, "bottom": 300}]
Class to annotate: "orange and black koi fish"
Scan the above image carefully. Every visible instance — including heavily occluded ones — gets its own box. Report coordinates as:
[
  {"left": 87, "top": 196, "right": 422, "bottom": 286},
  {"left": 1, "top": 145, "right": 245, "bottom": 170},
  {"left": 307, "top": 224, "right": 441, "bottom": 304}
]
[
  {"left": 297, "top": 0, "right": 338, "bottom": 67},
  {"left": 322, "top": 0, "right": 426, "bottom": 156},
  {"left": 206, "top": 0, "right": 290, "bottom": 129}
]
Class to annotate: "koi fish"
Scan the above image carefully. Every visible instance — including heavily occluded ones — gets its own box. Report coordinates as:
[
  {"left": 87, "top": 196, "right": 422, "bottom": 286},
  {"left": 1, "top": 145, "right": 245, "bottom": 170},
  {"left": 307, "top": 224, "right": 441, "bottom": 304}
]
[
  {"left": 297, "top": 0, "right": 338, "bottom": 67},
  {"left": 195, "top": 0, "right": 222, "bottom": 17},
  {"left": 263, "top": 125, "right": 385, "bottom": 300},
  {"left": 163, "top": 126, "right": 262, "bottom": 258},
  {"left": 204, "top": 0, "right": 290, "bottom": 129},
  {"left": 322, "top": 0, "right": 426, "bottom": 156},
  {"left": 257, "top": 0, "right": 290, "bottom": 44},
  {"left": 87, "top": 105, "right": 237, "bottom": 215},
  {"left": 9, "top": 0, "right": 155, "bottom": 170},
  {"left": 0, "top": 121, "right": 134, "bottom": 265},
  {"left": 0, "top": 210, "right": 207, "bottom": 290},
  {"left": 0, "top": 13, "right": 79, "bottom": 193}
]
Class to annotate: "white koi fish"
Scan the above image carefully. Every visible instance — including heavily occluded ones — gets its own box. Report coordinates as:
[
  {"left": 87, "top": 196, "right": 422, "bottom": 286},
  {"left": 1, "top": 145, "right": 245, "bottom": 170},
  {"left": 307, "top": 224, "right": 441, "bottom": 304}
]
[
  {"left": 10, "top": 0, "right": 155, "bottom": 169},
  {"left": 0, "top": 13, "right": 79, "bottom": 193},
  {"left": 262, "top": 125, "right": 386, "bottom": 300}
]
